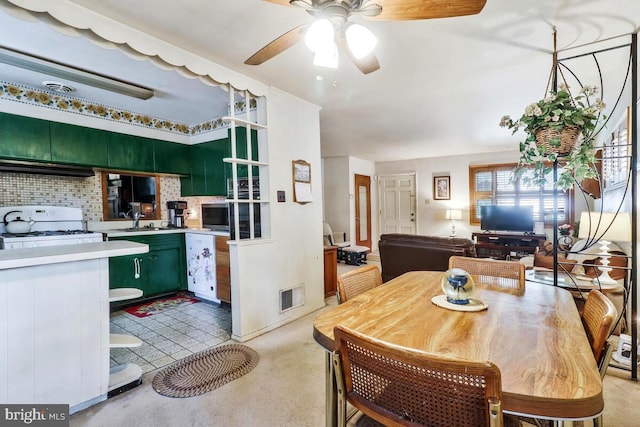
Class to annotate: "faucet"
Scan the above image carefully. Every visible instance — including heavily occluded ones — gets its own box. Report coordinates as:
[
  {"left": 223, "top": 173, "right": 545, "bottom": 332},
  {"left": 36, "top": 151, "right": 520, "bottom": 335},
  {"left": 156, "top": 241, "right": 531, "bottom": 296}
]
[{"left": 132, "top": 211, "right": 143, "bottom": 229}]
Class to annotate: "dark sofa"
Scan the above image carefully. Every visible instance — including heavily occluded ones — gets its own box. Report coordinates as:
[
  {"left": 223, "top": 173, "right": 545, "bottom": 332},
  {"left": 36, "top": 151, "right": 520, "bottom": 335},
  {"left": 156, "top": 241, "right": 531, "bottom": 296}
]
[{"left": 378, "top": 234, "right": 477, "bottom": 282}]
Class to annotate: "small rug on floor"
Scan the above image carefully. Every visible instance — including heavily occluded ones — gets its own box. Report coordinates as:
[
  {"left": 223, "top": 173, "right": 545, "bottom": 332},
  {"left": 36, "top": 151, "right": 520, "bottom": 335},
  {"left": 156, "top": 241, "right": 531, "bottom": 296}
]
[
  {"left": 124, "top": 294, "right": 200, "bottom": 318},
  {"left": 152, "top": 344, "right": 259, "bottom": 398}
]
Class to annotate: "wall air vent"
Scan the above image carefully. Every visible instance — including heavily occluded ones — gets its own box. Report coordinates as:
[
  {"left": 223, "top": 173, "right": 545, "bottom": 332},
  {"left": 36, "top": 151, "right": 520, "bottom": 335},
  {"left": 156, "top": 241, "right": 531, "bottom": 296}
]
[
  {"left": 43, "top": 81, "right": 75, "bottom": 93},
  {"left": 280, "top": 285, "right": 304, "bottom": 313}
]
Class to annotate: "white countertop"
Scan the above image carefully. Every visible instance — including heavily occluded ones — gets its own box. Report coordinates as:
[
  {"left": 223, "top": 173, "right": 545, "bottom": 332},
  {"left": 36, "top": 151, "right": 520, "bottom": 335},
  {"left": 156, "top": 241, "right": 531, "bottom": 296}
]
[
  {"left": 0, "top": 241, "right": 149, "bottom": 270},
  {"left": 101, "top": 228, "right": 228, "bottom": 238}
]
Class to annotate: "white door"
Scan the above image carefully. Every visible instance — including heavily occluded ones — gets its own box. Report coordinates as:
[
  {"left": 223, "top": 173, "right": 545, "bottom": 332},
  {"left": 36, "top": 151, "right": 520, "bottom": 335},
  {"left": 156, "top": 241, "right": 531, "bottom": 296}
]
[{"left": 379, "top": 174, "right": 416, "bottom": 234}]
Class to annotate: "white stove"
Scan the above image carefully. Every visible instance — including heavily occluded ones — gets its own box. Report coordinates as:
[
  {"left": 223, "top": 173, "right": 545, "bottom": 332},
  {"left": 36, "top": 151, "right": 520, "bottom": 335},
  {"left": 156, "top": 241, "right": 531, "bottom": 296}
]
[{"left": 0, "top": 206, "right": 103, "bottom": 249}]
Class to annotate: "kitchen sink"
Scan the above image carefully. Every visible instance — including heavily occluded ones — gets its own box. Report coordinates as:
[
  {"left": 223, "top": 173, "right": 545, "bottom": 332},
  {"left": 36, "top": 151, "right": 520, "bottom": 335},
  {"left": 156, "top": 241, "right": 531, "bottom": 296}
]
[{"left": 123, "top": 227, "right": 175, "bottom": 232}]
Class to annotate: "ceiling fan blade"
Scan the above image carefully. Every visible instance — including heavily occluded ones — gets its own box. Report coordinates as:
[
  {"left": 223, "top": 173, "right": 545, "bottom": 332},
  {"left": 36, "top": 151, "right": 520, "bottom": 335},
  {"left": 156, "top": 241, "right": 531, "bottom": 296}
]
[
  {"left": 348, "top": 52, "right": 380, "bottom": 74},
  {"left": 367, "top": 0, "right": 487, "bottom": 21},
  {"left": 337, "top": 32, "right": 380, "bottom": 74},
  {"left": 245, "top": 25, "right": 307, "bottom": 66}
]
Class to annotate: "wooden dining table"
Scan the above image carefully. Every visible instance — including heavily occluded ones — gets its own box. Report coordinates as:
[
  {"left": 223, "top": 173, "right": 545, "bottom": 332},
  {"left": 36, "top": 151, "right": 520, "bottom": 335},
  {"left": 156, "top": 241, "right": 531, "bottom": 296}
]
[{"left": 313, "top": 271, "right": 604, "bottom": 426}]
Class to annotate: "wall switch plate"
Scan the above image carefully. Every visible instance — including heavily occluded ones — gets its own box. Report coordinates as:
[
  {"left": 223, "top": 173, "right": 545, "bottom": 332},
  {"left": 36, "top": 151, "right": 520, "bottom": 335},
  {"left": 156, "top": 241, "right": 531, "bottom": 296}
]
[{"left": 277, "top": 190, "right": 286, "bottom": 202}]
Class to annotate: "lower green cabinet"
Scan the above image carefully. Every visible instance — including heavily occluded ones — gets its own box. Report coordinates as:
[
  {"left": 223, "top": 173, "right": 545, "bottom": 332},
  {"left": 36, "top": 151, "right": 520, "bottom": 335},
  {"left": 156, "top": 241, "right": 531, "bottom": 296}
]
[{"left": 109, "top": 233, "right": 186, "bottom": 298}]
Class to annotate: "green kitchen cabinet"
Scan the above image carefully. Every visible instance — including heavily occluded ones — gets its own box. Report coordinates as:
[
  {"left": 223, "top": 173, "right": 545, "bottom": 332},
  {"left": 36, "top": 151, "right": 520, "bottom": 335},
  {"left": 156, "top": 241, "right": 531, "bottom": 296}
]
[
  {"left": 181, "top": 138, "right": 228, "bottom": 196},
  {"left": 50, "top": 121, "right": 109, "bottom": 167},
  {"left": 109, "top": 233, "right": 186, "bottom": 299},
  {"left": 229, "top": 127, "right": 259, "bottom": 178},
  {"left": 108, "top": 132, "right": 155, "bottom": 172},
  {"left": 154, "top": 140, "right": 191, "bottom": 175},
  {"left": 0, "top": 112, "right": 51, "bottom": 161}
]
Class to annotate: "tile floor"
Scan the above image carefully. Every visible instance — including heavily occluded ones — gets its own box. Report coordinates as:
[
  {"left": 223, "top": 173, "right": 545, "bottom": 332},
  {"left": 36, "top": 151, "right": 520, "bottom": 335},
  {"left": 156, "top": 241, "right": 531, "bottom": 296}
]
[
  {"left": 109, "top": 298, "right": 232, "bottom": 374},
  {"left": 109, "top": 256, "right": 379, "bottom": 375}
]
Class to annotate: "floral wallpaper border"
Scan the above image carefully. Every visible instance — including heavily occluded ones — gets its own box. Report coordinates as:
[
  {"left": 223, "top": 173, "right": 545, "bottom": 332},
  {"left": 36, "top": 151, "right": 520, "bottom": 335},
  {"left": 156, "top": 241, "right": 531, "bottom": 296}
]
[{"left": 0, "top": 81, "right": 257, "bottom": 136}]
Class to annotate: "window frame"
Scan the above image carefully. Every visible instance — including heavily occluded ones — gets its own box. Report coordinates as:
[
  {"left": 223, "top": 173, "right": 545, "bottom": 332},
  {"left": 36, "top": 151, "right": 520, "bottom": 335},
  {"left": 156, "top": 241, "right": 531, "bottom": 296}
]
[{"left": 468, "top": 163, "right": 574, "bottom": 227}]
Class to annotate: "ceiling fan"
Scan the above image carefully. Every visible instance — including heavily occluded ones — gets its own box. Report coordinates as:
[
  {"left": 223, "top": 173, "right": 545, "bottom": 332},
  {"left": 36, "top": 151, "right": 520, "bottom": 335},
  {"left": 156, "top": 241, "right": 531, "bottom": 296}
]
[{"left": 245, "top": 0, "right": 487, "bottom": 74}]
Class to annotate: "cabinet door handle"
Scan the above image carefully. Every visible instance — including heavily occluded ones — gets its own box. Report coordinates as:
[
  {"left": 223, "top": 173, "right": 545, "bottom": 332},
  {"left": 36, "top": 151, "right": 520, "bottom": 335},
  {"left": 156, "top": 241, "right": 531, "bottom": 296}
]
[{"left": 134, "top": 257, "right": 141, "bottom": 279}]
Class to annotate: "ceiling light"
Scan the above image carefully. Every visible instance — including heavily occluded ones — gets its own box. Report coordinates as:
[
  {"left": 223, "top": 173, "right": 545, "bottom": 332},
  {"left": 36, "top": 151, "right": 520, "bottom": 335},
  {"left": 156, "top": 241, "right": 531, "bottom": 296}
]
[
  {"left": 345, "top": 24, "right": 377, "bottom": 59},
  {"left": 0, "top": 45, "right": 154, "bottom": 100},
  {"left": 304, "top": 19, "right": 334, "bottom": 53},
  {"left": 313, "top": 42, "right": 338, "bottom": 69}
]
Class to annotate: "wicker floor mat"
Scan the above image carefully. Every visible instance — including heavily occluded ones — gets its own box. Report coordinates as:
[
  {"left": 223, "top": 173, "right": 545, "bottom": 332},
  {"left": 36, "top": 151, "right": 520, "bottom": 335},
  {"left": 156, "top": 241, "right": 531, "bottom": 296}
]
[{"left": 152, "top": 344, "right": 259, "bottom": 398}]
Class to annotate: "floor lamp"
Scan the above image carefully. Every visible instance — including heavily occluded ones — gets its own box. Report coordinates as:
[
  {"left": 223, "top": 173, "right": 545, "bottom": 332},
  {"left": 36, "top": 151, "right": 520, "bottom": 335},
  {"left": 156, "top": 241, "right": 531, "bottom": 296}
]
[
  {"left": 578, "top": 211, "right": 631, "bottom": 285},
  {"left": 445, "top": 209, "right": 462, "bottom": 237}
]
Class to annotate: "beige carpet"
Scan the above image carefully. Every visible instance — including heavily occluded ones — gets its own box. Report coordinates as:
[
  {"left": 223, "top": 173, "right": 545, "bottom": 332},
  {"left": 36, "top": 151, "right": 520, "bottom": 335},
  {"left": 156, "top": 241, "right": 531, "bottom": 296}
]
[{"left": 71, "top": 297, "right": 640, "bottom": 427}]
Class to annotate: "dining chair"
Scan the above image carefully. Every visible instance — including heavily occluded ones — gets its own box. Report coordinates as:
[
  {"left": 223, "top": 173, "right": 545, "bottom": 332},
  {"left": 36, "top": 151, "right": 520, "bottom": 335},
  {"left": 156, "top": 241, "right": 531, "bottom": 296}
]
[
  {"left": 449, "top": 256, "right": 525, "bottom": 292},
  {"left": 336, "top": 264, "right": 382, "bottom": 304},
  {"left": 332, "top": 324, "right": 504, "bottom": 427},
  {"left": 581, "top": 290, "right": 617, "bottom": 378}
]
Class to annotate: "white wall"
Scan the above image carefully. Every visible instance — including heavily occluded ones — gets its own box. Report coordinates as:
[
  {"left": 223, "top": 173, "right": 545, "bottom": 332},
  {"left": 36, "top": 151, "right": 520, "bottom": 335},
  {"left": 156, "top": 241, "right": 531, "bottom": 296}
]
[
  {"left": 322, "top": 157, "right": 350, "bottom": 236},
  {"left": 375, "top": 151, "right": 520, "bottom": 239},
  {"left": 322, "top": 156, "right": 377, "bottom": 250},
  {"left": 229, "top": 87, "right": 325, "bottom": 341}
]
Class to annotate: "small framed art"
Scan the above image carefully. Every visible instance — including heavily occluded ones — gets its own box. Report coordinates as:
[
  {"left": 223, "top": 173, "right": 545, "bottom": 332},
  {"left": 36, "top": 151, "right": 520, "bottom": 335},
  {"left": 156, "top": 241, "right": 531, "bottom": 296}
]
[{"left": 433, "top": 176, "right": 450, "bottom": 200}]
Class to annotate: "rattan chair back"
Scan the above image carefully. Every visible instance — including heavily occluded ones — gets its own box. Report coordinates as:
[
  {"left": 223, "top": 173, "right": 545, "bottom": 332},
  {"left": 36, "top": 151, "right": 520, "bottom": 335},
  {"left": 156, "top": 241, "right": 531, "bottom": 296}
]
[
  {"left": 337, "top": 265, "right": 382, "bottom": 304},
  {"left": 449, "top": 256, "right": 525, "bottom": 292},
  {"left": 333, "top": 325, "right": 503, "bottom": 427},
  {"left": 582, "top": 290, "right": 617, "bottom": 366}
]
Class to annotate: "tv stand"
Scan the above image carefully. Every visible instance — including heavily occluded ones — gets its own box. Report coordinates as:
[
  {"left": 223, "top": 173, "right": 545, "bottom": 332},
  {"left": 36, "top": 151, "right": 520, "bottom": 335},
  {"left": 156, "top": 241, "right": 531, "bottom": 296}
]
[{"left": 472, "top": 232, "right": 546, "bottom": 260}]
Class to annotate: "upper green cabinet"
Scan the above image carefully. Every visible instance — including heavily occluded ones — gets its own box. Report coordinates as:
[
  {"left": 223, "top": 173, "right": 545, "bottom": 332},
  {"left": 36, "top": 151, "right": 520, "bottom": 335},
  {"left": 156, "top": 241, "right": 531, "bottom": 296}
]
[
  {"left": 154, "top": 140, "right": 190, "bottom": 175},
  {"left": 50, "top": 121, "right": 109, "bottom": 167},
  {"left": 230, "top": 127, "right": 259, "bottom": 178},
  {"left": 0, "top": 112, "right": 51, "bottom": 161},
  {"left": 181, "top": 138, "right": 228, "bottom": 196},
  {"left": 0, "top": 112, "right": 191, "bottom": 175},
  {"left": 107, "top": 132, "right": 155, "bottom": 172}
]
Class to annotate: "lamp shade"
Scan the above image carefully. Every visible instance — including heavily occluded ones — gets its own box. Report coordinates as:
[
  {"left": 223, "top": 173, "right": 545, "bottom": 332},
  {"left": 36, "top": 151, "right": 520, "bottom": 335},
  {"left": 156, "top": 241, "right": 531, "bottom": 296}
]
[
  {"left": 445, "top": 209, "right": 462, "bottom": 221},
  {"left": 578, "top": 211, "right": 631, "bottom": 242}
]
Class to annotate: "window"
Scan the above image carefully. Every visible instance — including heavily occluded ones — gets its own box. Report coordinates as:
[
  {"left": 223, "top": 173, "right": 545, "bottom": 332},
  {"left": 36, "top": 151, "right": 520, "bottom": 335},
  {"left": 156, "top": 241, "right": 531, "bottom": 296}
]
[
  {"left": 469, "top": 163, "right": 573, "bottom": 226},
  {"left": 102, "top": 171, "right": 161, "bottom": 221}
]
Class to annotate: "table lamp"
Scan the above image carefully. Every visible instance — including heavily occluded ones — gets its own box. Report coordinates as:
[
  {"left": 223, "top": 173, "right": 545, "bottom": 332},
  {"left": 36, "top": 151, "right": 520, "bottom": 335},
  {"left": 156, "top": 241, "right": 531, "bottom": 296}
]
[
  {"left": 578, "top": 211, "right": 631, "bottom": 285},
  {"left": 445, "top": 209, "right": 462, "bottom": 237}
]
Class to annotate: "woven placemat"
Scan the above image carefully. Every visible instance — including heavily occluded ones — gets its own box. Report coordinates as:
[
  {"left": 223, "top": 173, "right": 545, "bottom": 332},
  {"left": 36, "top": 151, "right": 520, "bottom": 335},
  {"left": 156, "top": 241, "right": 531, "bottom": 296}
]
[{"left": 152, "top": 344, "right": 259, "bottom": 398}]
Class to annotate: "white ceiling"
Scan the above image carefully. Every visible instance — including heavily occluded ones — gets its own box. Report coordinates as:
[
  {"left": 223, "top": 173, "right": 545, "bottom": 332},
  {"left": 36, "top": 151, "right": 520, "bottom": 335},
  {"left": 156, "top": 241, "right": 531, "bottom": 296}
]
[{"left": 1, "top": 0, "right": 639, "bottom": 162}]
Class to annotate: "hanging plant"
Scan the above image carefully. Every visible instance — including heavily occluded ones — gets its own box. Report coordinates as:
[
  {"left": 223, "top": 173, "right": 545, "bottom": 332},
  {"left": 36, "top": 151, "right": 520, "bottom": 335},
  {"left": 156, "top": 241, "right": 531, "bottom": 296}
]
[{"left": 499, "top": 84, "right": 606, "bottom": 190}]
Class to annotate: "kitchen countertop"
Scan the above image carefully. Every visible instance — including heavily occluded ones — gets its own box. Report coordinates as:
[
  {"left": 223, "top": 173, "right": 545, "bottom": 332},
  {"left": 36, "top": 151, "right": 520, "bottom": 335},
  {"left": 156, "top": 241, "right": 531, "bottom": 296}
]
[
  {"left": 102, "top": 228, "right": 228, "bottom": 238},
  {"left": 0, "top": 241, "right": 148, "bottom": 270}
]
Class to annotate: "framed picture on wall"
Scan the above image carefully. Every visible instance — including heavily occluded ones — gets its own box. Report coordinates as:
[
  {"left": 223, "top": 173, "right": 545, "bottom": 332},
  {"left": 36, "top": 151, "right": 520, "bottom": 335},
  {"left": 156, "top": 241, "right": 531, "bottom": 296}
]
[{"left": 433, "top": 176, "right": 450, "bottom": 200}]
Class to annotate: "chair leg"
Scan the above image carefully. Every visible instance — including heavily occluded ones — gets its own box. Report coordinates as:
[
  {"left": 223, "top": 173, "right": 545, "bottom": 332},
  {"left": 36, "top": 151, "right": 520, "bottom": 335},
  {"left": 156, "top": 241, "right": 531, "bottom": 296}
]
[
  {"left": 325, "top": 352, "right": 338, "bottom": 427},
  {"left": 332, "top": 352, "right": 347, "bottom": 427},
  {"left": 593, "top": 414, "right": 603, "bottom": 427}
]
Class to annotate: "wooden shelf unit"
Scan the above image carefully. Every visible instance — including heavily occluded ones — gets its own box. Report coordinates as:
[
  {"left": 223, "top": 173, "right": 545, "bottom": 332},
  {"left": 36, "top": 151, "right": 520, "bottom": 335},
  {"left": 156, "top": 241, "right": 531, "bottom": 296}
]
[{"left": 472, "top": 232, "right": 546, "bottom": 260}]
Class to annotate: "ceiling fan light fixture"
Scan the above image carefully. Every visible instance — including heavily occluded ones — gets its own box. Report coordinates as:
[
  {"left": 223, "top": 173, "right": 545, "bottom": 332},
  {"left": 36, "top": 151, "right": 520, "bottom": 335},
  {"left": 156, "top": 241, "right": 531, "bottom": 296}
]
[
  {"left": 304, "top": 18, "right": 334, "bottom": 53},
  {"left": 345, "top": 23, "right": 377, "bottom": 59},
  {"left": 313, "top": 41, "right": 338, "bottom": 69}
]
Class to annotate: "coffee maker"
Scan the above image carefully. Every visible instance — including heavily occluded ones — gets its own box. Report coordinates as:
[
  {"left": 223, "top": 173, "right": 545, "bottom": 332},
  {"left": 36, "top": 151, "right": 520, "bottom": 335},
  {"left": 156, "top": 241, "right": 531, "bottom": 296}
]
[{"left": 167, "top": 201, "right": 187, "bottom": 228}]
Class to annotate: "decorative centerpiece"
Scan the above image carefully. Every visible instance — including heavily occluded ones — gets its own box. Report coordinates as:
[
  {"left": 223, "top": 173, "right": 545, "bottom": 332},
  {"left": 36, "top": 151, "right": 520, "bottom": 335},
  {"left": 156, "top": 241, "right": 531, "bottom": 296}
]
[
  {"left": 440, "top": 268, "right": 475, "bottom": 305},
  {"left": 499, "top": 84, "right": 606, "bottom": 190}
]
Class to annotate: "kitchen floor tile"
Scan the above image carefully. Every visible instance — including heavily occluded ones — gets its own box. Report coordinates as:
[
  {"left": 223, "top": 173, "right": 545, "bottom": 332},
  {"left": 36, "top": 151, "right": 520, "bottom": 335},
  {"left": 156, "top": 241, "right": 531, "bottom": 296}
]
[{"left": 109, "top": 296, "right": 231, "bottom": 373}]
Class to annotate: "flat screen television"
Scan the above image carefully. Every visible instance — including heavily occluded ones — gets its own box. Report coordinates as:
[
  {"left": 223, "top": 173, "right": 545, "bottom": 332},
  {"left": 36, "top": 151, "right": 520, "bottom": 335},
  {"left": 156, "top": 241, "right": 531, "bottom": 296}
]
[{"left": 480, "top": 205, "right": 534, "bottom": 233}]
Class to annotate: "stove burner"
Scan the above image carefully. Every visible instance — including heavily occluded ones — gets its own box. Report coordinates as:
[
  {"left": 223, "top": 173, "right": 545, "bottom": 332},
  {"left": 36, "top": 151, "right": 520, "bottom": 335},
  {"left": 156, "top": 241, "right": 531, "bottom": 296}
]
[{"left": 1, "top": 230, "right": 97, "bottom": 238}]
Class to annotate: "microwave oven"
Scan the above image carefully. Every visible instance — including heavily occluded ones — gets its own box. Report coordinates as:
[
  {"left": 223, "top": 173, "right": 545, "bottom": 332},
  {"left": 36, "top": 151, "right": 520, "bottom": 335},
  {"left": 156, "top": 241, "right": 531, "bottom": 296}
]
[{"left": 201, "top": 203, "right": 229, "bottom": 231}]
